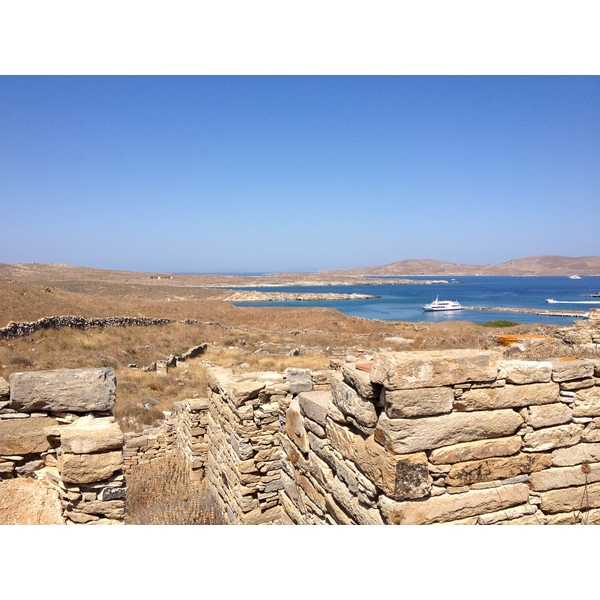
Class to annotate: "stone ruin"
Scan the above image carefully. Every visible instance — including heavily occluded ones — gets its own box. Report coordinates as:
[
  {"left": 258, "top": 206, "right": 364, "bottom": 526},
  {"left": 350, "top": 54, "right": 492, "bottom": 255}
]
[{"left": 1, "top": 308, "right": 599, "bottom": 525}]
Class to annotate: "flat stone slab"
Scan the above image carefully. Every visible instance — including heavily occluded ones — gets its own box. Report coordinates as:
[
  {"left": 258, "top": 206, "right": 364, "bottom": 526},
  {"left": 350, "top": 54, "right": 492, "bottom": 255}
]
[
  {"left": 9, "top": 368, "right": 116, "bottom": 413},
  {"left": 375, "top": 409, "right": 523, "bottom": 454},
  {"left": 371, "top": 349, "right": 502, "bottom": 390},
  {"left": 0, "top": 417, "right": 57, "bottom": 455}
]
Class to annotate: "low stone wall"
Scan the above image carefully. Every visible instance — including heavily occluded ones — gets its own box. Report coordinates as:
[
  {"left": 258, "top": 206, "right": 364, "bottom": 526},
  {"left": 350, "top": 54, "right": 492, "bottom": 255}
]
[
  {"left": 0, "top": 315, "right": 176, "bottom": 340},
  {"left": 0, "top": 368, "right": 126, "bottom": 524}
]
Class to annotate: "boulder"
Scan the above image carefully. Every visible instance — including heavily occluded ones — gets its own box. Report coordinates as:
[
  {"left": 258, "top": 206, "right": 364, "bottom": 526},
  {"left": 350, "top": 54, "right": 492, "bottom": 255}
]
[{"left": 9, "top": 368, "right": 116, "bottom": 413}]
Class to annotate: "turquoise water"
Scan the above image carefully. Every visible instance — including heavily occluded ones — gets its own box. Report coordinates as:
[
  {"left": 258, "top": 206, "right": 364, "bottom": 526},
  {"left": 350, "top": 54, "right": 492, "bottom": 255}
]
[{"left": 231, "top": 276, "right": 600, "bottom": 325}]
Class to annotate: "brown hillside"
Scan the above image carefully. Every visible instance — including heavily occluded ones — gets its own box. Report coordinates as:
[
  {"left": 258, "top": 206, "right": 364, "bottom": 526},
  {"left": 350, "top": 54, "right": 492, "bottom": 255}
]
[{"left": 324, "top": 255, "right": 600, "bottom": 277}]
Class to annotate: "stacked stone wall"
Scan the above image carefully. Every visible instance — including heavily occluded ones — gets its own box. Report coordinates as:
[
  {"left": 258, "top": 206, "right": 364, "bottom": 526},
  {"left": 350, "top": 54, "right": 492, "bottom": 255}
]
[{"left": 0, "top": 368, "right": 126, "bottom": 524}]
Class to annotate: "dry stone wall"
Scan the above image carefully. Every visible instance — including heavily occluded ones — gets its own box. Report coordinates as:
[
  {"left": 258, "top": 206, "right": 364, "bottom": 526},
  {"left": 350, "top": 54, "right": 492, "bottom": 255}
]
[{"left": 0, "top": 368, "right": 126, "bottom": 524}]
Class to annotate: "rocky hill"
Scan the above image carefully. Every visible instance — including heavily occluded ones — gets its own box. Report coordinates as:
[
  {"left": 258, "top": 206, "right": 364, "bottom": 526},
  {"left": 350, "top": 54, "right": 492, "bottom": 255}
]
[{"left": 323, "top": 256, "right": 600, "bottom": 277}]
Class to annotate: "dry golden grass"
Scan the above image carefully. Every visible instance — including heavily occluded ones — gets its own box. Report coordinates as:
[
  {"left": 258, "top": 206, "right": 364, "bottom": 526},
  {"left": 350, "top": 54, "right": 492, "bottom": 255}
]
[
  {"left": 125, "top": 454, "right": 226, "bottom": 524},
  {"left": 0, "top": 275, "right": 578, "bottom": 432}
]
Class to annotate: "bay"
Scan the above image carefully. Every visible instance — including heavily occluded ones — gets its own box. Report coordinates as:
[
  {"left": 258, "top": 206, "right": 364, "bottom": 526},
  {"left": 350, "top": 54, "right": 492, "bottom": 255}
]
[{"left": 231, "top": 276, "right": 600, "bottom": 325}]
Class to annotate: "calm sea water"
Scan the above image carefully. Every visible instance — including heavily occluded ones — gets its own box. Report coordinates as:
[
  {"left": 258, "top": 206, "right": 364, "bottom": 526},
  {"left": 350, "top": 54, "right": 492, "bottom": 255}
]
[{"left": 231, "top": 276, "right": 600, "bottom": 325}]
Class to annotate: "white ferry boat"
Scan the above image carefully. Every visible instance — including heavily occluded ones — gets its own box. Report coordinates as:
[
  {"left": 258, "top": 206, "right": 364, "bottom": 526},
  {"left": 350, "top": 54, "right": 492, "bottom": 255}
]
[{"left": 423, "top": 296, "right": 463, "bottom": 312}]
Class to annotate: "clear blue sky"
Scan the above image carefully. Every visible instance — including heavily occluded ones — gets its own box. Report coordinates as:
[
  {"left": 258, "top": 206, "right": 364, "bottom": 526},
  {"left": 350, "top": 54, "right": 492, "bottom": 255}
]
[{"left": 1, "top": 76, "right": 599, "bottom": 273}]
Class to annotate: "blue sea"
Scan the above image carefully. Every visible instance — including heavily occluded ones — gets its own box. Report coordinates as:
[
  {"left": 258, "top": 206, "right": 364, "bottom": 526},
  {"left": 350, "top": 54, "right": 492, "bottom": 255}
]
[{"left": 231, "top": 276, "right": 600, "bottom": 325}]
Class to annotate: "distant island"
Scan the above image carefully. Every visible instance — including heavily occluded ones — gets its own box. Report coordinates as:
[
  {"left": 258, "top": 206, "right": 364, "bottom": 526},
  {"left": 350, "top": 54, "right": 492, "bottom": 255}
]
[{"left": 322, "top": 255, "right": 600, "bottom": 277}]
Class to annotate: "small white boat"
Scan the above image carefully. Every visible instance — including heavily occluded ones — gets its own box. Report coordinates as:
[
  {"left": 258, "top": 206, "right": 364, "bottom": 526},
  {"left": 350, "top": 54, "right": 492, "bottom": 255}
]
[
  {"left": 546, "top": 298, "right": 558, "bottom": 303},
  {"left": 569, "top": 275, "right": 582, "bottom": 279},
  {"left": 423, "top": 296, "right": 463, "bottom": 311}
]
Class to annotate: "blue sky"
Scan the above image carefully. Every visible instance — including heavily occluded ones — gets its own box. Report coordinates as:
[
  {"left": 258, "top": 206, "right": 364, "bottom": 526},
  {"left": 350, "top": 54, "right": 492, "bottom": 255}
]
[{"left": 1, "top": 76, "right": 598, "bottom": 273}]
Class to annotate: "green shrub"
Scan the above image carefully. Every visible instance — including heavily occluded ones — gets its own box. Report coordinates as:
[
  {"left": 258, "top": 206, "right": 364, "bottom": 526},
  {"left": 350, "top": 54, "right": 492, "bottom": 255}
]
[{"left": 482, "top": 320, "right": 520, "bottom": 328}]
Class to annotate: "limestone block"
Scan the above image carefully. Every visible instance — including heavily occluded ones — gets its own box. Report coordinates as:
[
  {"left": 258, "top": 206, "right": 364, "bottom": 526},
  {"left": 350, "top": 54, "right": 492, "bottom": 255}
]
[
  {"left": 59, "top": 417, "right": 124, "bottom": 454},
  {"left": 430, "top": 436, "right": 522, "bottom": 465},
  {"left": 298, "top": 391, "right": 331, "bottom": 428},
  {"left": 550, "top": 358, "right": 594, "bottom": 382},
  {"left": 561, "top": 378, "right": 595, "bottom": 391},
  {"left": 573, "top": 386, "right": 600, "bottom": 418},
  {"left": 525, "top": 403, "right": 572, "bottom": 429},
  {"left": 342, "top": 364, "right": 380, "bottom": 399},
  {"left": 9, "top": 368, "right": 116, "bottom": 413},
  {"left": 523, "top": 423, "right": 584, "bottom": 452},
  {"left": 284, "top": 368, "right": 313, "bottom": 394},
  {"left": 58, "top": 451, "right": 123, "bottom": 484},
  {"left": 445, "top": 453, "right": 551, "bottom": 487},
  {"left": 477, "top": 503, "right": 539, "bottom": 525},
  {"left": 227, "top": 380, "right": 265, "bottom": 407},
  {"left": 284, "top": 397, "right": 309, "bottom": 454},
  {"left": 498, "top": 360, "right": 552, "bottom": 384},
  {"left": 77, "top": 500, "right": 125, "bottom": 519},
  {"left": 0, "top": 416, "right": 56, "bottom": 454},
  {"left": 379, "top": 482, "right": 530, "bottom": 524},
  {"left": 374, "top": 409, "right": 523, "bottom": 454},
  {"left": 456, "top": 383, "right": 559, "bottom": 411},
  {"left": 328, "top": 473, "right": 384, "bottom": 525},
  {"left": 383, "top": 387, "right": 453, "bottom": 418},
  {"left": 331, "top": 374, "right": 378, "bottom": 428},
  {"left": 582, "top": 418, "right": 600, "bottom": 443},
  {"left": 371, "top": 349, "right": 502, "bottom": 390},
  {"left": 0, "top": 377, "right": 8, "bottom": 400},
  {"left": 539, "top": 481, "right": 600, "bottom": 514},
  {"left": 529, "top": 462, "right": 600, "bottom": 491},
  {"left": 552, "top": 443, "right": 600, "bottom": 467}
]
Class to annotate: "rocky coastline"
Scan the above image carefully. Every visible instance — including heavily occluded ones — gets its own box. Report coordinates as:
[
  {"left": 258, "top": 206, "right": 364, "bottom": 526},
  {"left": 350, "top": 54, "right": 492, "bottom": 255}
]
[{"left": 224, "top": 291, "right": 380, "bottom": 302}]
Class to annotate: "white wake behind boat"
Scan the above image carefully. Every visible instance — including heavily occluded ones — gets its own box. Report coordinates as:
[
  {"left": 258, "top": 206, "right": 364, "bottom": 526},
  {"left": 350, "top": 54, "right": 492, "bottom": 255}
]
[{"left": 423, "top": 296, "right": 463, "bottom": 312}]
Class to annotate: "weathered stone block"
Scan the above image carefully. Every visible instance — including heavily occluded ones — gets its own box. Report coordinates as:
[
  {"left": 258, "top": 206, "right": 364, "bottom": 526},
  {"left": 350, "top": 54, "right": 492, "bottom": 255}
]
[
  {"left": 529, "top": 462, "right": 600, "bottom": 491},
  {"left": 573, "top": 386, "right": 600, "bottom": 418},
  {"left": 383, "top": 387, "right": 453, "bottom": 418},
  {"left": 523, "top": 423, "right": 584, "bottom": 452},
  {"left": 445, "top": 453, "right": 551, "bottom": 487},
  {"left": 552, "top": 443, "right": 600, "bottom": 467},
  {"left": 58, "top": 451, "right": 123, "bottom": 484},
  {"left": 331, "top": 374, "right": 378, "bottom": 428},
  {"left": 371, "top": 349, "right": 502, "bottom": 390},
  {"left": 498, "top": 360, "right": 552, "bottom": 384},
  {"left": 430, "top": 436, "right": 522, "bottom": 465},
  {"left": 59, "top": 417, "right": 123, "bottom": 454},
  {"left": 284, "top": 397, "right": 309, "bottom": 454},
  {"left": 0, "top": 377, "right": 9, "bottom": 400},
  {"left": 284, "top": 368, "right": 312, "bottom": 394},
  {"left": 297, "top": 390, "right": 331, "bottom": 428},
  {"left": 456, "top": 383, "right": 559, "bottom": 411},
  {"left": 9, "top": 368, "right": 116, "bottom": 413},
  {"left": 540, "top": 481, "right": 600, "bottom": 514},
  {"left": 342, "top": 364, "right": 380, "bottom": 399},
  {"left": 374, "top": 409, "right": 523, "bottom": 454},
  {"left": 0, "top": 416, "right": 56, "bottom": 455},
  {"left": 379, "top": 483, "right": 530, "bottom": 524},
  {"left": 550, "top": 358, "right": 594, "bottom": 382},
  {"left": 525, "top": 403, "right": 572, "bottom": 428}
]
